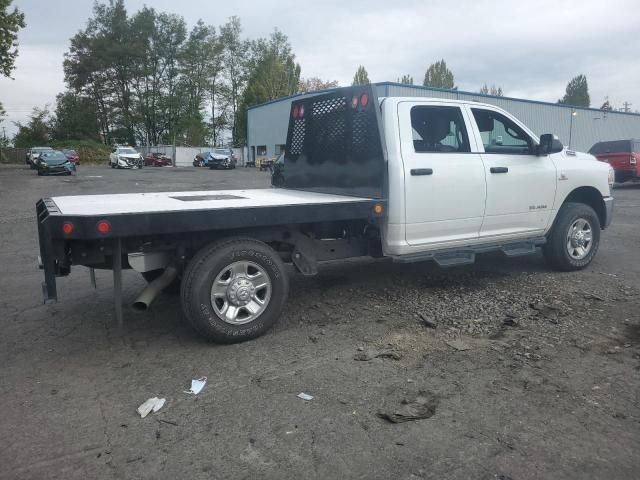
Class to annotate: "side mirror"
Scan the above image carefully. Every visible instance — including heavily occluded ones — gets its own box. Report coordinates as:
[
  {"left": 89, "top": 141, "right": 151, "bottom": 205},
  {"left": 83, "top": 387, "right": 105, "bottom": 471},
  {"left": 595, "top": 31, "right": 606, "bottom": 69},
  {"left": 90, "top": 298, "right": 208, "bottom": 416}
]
[{"left": 537, "top": 134, "right": 564, "bottom": 156}]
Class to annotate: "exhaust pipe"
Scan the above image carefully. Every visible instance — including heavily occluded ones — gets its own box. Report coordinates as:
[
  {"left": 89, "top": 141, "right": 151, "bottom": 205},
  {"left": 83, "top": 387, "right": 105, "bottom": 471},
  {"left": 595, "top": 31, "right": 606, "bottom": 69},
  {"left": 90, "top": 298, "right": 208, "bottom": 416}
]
[{"left": 132, "top": 264, "right": 179, "bottom": 312}]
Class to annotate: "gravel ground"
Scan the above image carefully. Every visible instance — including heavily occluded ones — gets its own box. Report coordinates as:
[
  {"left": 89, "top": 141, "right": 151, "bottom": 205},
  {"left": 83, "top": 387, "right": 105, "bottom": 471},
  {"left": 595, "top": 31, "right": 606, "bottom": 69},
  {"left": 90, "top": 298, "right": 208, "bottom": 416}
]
[{"left": 0, "top": 164, "right": 639, "bottom": 480}]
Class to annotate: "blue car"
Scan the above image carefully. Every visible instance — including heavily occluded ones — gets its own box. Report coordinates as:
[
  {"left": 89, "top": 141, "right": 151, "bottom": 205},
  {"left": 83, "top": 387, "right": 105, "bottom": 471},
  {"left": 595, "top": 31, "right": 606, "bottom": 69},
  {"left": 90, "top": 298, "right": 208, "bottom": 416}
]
[{"left": 36, "top": 150, "right": 77, "bottom": 176}]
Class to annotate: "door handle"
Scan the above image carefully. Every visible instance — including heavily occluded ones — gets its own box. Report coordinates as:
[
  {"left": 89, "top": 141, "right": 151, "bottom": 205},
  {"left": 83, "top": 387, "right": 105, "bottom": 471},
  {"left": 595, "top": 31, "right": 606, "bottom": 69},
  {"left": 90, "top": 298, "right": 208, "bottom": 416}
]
[
  {"left": 411, "top": 168, "right": 433, "bottom": 176},
  {"left": 490, "top": 167, "right": 508, "bottom": 173}
]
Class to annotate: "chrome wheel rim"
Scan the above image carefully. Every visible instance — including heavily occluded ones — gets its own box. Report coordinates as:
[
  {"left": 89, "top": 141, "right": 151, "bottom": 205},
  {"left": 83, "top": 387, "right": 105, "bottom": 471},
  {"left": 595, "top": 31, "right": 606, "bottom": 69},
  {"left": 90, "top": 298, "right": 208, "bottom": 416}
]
[
  {"left": 566, "top": 218, "right": 593, "bottom": 260},
  {"left": 210, "top": 261, "right": 271, "bottom": 325}
]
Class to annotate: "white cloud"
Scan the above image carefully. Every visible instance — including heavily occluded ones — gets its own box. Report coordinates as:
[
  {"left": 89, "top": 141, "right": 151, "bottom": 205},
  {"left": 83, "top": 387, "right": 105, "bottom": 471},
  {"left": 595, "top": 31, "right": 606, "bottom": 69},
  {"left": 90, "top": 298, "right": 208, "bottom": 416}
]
[{"left": 2, "top": 0, "right": 638, "bottom": 137}]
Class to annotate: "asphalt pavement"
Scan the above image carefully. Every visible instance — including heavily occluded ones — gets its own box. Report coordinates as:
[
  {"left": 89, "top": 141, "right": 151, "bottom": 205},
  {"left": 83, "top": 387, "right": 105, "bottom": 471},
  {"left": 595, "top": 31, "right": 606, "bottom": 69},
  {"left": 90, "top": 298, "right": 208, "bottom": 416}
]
[{"left": 0, "top": 164, "right": 638, "bottom": 480}]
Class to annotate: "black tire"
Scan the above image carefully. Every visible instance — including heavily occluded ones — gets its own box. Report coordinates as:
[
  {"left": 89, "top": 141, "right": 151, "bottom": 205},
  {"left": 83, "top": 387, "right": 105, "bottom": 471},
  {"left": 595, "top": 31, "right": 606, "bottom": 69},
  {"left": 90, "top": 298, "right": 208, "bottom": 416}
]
[
  {"left": 181, "top": 237, "right": 289, "bottom": 343},
  {"left": 543, "top": 202, "right": 601, "bottom": 271},
  {"left": 37, "top": 170, "right": 43, "bottom": 176},
  {"left": 141, "top": 269, "right": 181, "bottom": 295}
]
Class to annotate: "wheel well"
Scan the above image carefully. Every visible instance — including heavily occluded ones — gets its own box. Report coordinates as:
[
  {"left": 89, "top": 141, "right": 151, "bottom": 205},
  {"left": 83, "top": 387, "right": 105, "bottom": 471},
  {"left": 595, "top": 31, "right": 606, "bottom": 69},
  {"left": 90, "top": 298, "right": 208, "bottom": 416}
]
[{"left": 563, "top": 187, "right": 606, "bottom": 228}]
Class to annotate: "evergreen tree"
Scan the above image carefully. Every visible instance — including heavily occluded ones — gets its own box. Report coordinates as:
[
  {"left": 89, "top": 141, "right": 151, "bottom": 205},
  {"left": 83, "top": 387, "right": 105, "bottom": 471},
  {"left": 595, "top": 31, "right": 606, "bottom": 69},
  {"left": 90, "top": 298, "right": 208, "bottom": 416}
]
[
  {"left": 558, "top": 74, "right": 590, "bottom": 107},
  {"left": 352, "top": 65, "right": 370, "bottom": 86}
]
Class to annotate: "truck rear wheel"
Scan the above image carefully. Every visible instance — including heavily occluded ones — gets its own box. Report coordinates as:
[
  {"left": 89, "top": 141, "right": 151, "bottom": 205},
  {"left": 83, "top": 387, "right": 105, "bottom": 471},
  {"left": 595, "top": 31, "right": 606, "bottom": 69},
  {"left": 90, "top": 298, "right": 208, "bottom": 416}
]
[
  {"left": 543, "top": 202, "right": 601, "bottom": 271},
  {"left": 181, "top": 237, "right": 289, "bottom": 343}
]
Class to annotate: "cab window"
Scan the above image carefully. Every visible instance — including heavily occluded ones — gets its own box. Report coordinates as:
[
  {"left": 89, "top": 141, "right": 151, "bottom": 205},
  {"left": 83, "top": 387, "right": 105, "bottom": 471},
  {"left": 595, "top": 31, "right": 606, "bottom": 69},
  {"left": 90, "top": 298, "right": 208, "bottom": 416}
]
[
  {"left": 411, "top": 106, "right": 471, "bottom": 153},
  {"left": 471, "top": 108, "right": 533, "bottom": 154}
]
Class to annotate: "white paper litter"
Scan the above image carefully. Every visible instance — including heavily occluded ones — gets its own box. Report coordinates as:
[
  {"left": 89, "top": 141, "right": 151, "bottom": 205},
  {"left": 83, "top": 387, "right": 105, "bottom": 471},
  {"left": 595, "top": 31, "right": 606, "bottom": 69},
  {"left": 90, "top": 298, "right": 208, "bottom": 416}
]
[
  {"left": 297, "top": 392, "right": 314, "bottom": 401},
  {"left": 137, "top": 397, "right": 166, "bottom": 418},
  {"left": 184, "top": 376, "right": 207, "bottom": 395}
]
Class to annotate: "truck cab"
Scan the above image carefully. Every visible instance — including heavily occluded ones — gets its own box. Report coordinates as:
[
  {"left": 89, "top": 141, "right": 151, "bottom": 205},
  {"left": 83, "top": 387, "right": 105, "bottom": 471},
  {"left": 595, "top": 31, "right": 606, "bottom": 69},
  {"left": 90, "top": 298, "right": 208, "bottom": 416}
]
[{"left": 378, "top": 97, "right": 614, "bottom": 257}]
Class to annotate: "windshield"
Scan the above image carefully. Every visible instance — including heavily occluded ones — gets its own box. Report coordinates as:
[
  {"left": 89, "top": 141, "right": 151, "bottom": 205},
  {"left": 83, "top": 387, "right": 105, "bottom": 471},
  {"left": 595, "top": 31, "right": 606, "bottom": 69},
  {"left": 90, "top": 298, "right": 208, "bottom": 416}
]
[
  {"left": 41, "top": 151, "right": 67, "bottom": 161},
  {"left": 213, "top": 149, "right": 230, "bottom": 155},
  {"left": 33, "top": 147, "right": 53, "bottom": 152},
  {"left": 118, "top": 148, "right": 138, "bottom": 155},
  {"left": 63, "top": 149, "right": 77, "bottom": 155},
  {"left": 589, "top": 140, "right": 632, "bottom": 154}
]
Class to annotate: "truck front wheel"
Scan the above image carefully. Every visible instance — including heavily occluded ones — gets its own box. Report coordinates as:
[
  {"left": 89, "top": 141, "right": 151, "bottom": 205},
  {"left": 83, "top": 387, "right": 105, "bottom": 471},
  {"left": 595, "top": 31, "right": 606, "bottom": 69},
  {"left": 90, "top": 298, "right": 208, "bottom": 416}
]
[
  {"left": 181, "top": 238, "right": 289, "bottom": 343},
  {"left": 543, "top": 202, "right": 601, "bottom": 271}
]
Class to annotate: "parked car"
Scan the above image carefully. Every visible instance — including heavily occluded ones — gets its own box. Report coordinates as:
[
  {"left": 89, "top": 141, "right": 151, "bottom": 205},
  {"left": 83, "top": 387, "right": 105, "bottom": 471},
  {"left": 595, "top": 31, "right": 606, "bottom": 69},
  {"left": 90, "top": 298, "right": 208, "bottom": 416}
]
[
  {"left": 193, "top": 149, "right": 237, "bottom": 169},
  {"left": 589, "top": 139, "right": 639, "bottom": 183},
  {"left": 35, "top": 150, "right": 76, "bottom": 176},
  {"left": 26, "top": 147, "right": 53, "bottom": 169},
  {"left": 144, "top": 152, "right": 172, "bottom": 167},
  {"left": 62, "top": 149, "right": 80, "bottom": 165},
  {"left": 109, "top": 146, "right": 143, "bottom": 169}
]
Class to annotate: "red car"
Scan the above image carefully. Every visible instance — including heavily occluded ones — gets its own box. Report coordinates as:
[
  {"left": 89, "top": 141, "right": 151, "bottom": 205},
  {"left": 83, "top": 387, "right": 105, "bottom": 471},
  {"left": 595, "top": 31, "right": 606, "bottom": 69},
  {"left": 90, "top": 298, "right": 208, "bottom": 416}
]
[
  {"left": 589, "top": 139, "right": 639, "bottom": 183},
  {"left": 144, "top": 152, "right": 172, "bottom": 167},
  {"left": 62, "top": 149, "right": 80, "bottom": 165}
]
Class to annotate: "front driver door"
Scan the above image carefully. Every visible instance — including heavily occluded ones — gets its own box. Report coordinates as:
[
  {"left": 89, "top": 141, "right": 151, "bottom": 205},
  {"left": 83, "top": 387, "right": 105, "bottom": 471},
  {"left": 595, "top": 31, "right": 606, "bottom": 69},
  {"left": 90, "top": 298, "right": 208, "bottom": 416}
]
[
  {"left": 468, "top": 107, "right": 557, "bottom": 238},
  {"left": 399, "top": 102, "right": 486, "bottom": 247}
]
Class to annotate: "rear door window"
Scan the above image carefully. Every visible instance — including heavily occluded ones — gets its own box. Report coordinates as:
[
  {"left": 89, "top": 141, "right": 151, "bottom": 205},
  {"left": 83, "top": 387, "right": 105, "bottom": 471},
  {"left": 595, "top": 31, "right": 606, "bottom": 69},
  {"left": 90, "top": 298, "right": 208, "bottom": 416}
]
[{"left": 410, "top": 106, "right": 471, "bottom": 153}]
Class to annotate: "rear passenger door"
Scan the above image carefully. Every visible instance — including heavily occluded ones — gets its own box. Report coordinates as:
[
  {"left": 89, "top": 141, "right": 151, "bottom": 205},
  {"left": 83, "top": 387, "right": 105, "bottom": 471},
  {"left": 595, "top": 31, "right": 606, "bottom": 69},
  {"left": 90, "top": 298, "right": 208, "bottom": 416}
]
[
  {"left": 399, "top": 102, "right": 486, "bottom": 247},
  {"left": 467, "top": 107, "right": 557, "bottom": 238}
]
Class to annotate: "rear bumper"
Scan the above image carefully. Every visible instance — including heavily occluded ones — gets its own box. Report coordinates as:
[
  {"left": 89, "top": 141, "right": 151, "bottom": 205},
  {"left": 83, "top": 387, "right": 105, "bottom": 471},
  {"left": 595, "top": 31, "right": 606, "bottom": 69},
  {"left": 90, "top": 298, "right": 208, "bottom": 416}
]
[{"left": 603, "top": 196, "right": 614, "bottom": 228}]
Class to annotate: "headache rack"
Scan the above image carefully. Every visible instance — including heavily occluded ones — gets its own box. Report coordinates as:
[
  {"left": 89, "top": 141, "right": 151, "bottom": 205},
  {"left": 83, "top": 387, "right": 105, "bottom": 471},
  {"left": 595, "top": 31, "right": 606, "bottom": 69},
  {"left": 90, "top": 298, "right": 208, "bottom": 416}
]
[{"left": 282, "top": 85, "right": 387, "bottom": 198}]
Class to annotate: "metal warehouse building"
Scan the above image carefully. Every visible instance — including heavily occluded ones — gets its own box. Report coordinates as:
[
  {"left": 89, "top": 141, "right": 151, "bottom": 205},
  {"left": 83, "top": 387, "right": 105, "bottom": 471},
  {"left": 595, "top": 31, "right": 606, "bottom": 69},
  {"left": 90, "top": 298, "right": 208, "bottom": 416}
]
[{"left": 247, "top": 81, "right": 640, "bottom": 162}]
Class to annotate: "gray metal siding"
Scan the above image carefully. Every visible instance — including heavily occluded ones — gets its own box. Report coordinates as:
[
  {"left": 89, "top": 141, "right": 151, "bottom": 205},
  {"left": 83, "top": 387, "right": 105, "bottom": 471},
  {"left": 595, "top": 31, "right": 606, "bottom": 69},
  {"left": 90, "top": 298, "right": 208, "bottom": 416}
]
[{"left": 247, "top": 82, "right": 640, "bottom": 156}]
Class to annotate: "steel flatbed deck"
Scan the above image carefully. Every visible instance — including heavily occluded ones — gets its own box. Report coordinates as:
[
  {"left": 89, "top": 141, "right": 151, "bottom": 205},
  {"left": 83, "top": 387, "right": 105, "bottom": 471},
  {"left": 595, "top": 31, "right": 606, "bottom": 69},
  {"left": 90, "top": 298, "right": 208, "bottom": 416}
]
[{"left": 39, "top": 188, "right": 383, "bottom": 239}]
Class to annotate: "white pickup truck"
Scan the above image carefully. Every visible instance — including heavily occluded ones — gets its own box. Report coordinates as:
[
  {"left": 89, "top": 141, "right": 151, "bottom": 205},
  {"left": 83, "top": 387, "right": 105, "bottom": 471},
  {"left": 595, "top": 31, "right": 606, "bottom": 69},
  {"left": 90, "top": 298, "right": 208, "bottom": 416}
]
[{"left": 36, "top": 86, "right": 614, "bottom": 343}]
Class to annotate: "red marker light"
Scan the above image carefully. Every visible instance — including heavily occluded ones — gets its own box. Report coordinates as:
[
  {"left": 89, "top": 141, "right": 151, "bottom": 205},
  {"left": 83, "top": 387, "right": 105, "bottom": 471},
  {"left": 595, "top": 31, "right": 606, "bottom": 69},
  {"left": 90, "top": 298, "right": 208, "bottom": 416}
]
[
  {"left": 62, "top": 222, "right": 74, "bottom": 234},
  {"left": 96, "top": 220, "right": 111, "bottom": 234},
  {"left": 292, "top": 105, "right": 300, "bottom": 118},
  {"left": 360, "top": 93, "right": 369, "bottom": 108}
]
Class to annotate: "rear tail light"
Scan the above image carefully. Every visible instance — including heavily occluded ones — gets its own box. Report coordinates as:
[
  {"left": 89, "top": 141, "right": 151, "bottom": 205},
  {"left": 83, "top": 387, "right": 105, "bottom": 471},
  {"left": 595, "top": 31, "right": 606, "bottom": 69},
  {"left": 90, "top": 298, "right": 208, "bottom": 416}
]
[
  {"left": 360, "top": 93, "right": 369, "bottom": 107},
  {"left": 631, "top": 156, "right": 637, "bottom": 165},
  {"left": 96, "top": 220, "right": 111, "bottom": 234},
  {"left": 292, "top": 104, "right": 304, "bottom": 119},
  {"left": 351, "top": 95, "right": 359, "bottom": 109},
  {"left": 62, "top": 222, "right": 74, "bottom": 234}
]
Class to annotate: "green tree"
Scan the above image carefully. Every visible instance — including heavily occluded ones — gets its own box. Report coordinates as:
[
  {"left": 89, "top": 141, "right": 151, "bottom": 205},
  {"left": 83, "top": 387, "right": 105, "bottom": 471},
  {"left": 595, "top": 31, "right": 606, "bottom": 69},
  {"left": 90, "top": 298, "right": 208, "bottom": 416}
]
[
  {"left": 51, "top": 91, "right": 100, "bottom": 141},
  {"left": 298, "top": 77, "right": 339, "bottom": 93},
  {"left": 600, "top": 98, "right": 613, "bottom": 111},
  {"left": 398, "top": 74, "right": 413, "bottom": 85},
  {"left": 13, "top": 107, "right": 50, "bottom": 147},
  {"left": 479, "top": 83, "right": 503, "bottom": 96},
  {"left": 219, "top": 17, "right": 250, "bottom": 146},
  {"left": 130, "top": 7, "right": 187, "bottom": 145},
  {"left": 352, "top": 65, "right": 370, "bottom": 85},
  {"left": 423, "top": 59, "right": 455, "bottom": 89},
  {"left": 0, "top": 0, "right": 26, "bottom": 78},
  {"left": 558, "top": 74, "right": 590, "bottom": 107},
  {"left": 236, "top": 29, "right": 301, "bottom": 144}
]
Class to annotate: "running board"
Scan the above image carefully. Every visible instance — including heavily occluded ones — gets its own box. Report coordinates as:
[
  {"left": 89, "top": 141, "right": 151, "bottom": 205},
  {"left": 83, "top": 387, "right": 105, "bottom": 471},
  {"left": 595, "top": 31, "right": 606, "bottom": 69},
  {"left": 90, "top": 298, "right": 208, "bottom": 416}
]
[{"left": 392, "top": 237, "right": 546, "bottom": 266}]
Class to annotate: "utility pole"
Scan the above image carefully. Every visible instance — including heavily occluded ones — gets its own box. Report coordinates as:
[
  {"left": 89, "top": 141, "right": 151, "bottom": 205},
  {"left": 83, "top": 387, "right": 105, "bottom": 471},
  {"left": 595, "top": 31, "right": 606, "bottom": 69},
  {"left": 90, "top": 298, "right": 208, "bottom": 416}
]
[
  {"left": 622, "top": 102, "right": 632, "bottom": 113},
  {"left": 568, "top": 110, "right": 577, "bottom": 149},
  {"left": 0, "top": 126, "right": 5, "bottom": 164}
]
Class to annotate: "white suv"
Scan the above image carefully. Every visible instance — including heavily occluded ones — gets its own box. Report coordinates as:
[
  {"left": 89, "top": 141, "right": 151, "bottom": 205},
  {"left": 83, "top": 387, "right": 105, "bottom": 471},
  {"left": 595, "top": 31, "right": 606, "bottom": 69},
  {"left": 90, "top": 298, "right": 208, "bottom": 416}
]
[{"left": 109, "top": 146, "right": 143, "bottom": 169}]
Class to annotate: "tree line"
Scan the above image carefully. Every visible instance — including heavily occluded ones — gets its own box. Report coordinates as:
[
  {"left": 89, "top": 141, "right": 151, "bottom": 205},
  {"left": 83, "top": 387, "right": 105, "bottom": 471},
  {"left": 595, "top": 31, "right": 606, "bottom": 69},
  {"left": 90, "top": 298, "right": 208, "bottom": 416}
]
[
  {"left": 8, "top": 0, "right": 339, "bottom": 148},
  {"left": 1, "top": 0, "right": 635, "bottom": 150}
]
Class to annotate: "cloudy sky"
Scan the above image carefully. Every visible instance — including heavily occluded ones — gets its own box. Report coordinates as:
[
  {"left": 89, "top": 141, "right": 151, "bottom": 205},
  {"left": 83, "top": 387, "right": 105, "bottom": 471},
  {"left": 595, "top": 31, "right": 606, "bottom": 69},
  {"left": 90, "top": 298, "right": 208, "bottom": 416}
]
[{"left": 1, "top": 0, "right": 639, "bottom": 136}]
